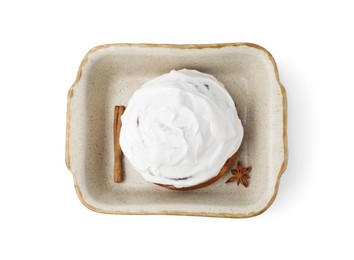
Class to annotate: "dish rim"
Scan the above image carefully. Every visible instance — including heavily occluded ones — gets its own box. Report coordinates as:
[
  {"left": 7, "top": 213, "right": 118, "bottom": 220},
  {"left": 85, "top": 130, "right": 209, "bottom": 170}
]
[{"left": 65, "top": 42, "right": 288, "bottom": 218}]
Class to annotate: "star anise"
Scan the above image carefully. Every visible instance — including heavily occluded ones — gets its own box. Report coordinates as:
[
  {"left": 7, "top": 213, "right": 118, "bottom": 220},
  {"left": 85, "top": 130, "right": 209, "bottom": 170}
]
[{"left": 226, "top": 161, "right": 252, "bottom": 187}]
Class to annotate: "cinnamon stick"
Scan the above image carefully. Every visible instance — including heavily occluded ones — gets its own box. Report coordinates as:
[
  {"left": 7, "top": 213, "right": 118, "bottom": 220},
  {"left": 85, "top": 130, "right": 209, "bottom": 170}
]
[{"left": 114, "top": 105, "right": 125, "bottom": 183}]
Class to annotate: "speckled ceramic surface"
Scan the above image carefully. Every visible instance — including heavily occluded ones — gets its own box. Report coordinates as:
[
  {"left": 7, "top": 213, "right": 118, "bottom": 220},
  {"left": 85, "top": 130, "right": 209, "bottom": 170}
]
[{"left": 65, "top": 43, "right": 287, "bottom": 218}]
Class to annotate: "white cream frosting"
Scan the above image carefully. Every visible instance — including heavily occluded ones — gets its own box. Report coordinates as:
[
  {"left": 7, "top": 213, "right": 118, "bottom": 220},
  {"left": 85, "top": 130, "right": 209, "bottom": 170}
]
[{"left": 120, "top": 69, "right": 243, "bottom": 188}]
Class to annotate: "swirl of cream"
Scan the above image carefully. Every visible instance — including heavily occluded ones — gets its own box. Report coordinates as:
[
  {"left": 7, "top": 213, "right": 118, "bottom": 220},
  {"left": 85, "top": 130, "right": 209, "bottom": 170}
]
[{"left": 120, "top": 69, "right": 243, "bottom": 188}]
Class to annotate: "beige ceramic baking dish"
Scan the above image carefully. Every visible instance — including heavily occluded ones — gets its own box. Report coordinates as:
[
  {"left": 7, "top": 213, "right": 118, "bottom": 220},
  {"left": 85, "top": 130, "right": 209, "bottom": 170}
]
[{"left": 65, "top": 43, "right": 287, "bottom": 218}]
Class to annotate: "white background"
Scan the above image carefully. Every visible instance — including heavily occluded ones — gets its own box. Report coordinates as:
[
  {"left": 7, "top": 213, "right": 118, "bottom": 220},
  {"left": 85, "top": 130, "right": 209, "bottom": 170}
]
[{"left": 1, "top": 0, "right": 353, "bottom": 259}]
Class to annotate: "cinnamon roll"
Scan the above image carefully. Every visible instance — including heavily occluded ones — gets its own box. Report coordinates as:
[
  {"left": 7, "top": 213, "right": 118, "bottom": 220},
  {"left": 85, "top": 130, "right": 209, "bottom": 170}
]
[{"left": 119, "top": 69, "right": 243, "bottom": 190}]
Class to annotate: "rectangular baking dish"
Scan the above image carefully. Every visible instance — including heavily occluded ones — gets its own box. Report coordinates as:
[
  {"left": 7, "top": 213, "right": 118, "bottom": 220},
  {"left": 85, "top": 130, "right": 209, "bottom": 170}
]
[{"left": 65, "top": 43, "right": 287, "bottom": 218}]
